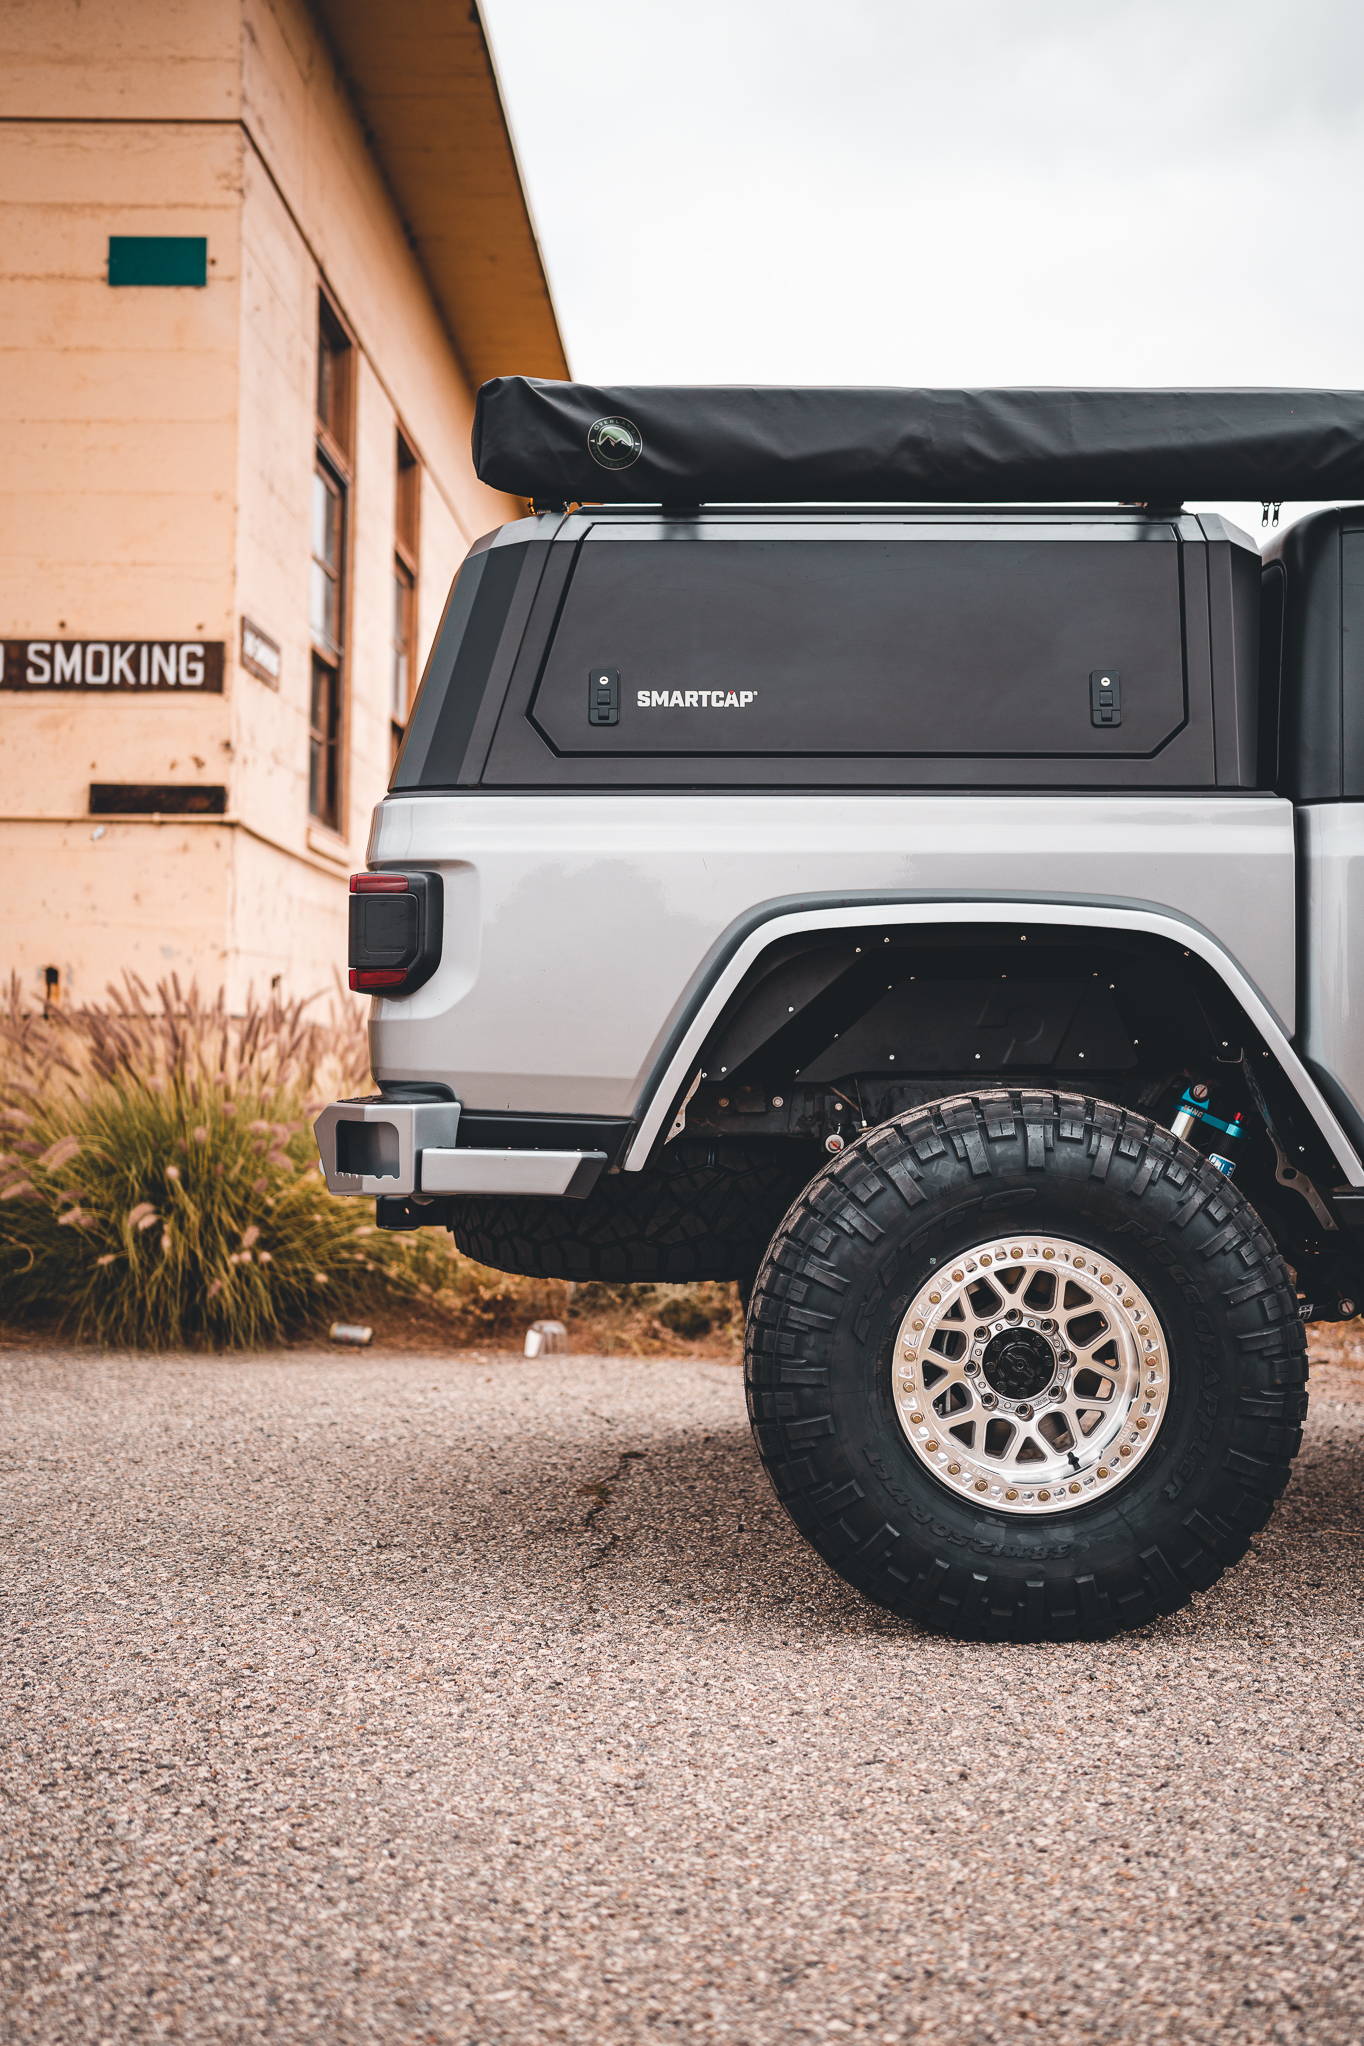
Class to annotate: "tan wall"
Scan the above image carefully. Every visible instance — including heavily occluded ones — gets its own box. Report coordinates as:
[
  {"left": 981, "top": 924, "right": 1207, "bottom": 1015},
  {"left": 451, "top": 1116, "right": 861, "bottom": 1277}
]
[
  {"left": 0, "top": 103, "right": 243, "bottom": 996},
  {"left": 0, "top": 821, "right": 234, "bottom": 1000},
  {"left": 0, "top": 0, "right": 520, "bottom": 1009}
]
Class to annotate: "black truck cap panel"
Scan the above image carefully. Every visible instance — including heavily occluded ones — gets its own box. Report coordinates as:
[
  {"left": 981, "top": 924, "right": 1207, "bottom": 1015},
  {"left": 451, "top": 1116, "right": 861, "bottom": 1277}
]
[
  {"left": 474, "top": 378, "right": 1364, "bottom": 507},
  {"left": 393, "top": 506, "right": 1264, "bottom": 794},
  {"left": 1264, "top": 505, "right": 1364, "bottom": 800},
  {"left": 392, "top": 532, "right": 550, "bottom": 792},
  {"left": 526, "top": 523, "right": 1187, "bottom": 760}
]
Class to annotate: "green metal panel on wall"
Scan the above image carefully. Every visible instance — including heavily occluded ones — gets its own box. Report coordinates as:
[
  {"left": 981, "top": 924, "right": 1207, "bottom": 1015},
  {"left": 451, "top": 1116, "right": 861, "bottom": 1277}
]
[{"left": 107, "top": 236, "right": 208, "bottom": 287}]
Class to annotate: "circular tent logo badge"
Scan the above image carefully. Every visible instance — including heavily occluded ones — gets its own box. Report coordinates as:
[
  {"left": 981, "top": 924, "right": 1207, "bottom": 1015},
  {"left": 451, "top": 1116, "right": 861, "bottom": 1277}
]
[{"left": 586, "top": 416, "right": 644, "bottom": 471}]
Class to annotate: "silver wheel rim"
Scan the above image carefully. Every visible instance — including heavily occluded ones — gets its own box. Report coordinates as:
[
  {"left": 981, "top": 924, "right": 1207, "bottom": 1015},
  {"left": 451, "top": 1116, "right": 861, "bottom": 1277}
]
[{"left": 892, "top": 1235, "right": 1171, "bottom": 1516}]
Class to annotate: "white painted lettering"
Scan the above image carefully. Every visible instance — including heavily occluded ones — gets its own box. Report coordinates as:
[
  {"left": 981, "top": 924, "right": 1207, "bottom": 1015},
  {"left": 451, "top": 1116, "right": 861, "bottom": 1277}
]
[
  {"left": 179, "top": 644, "right": 205, "bottom": 687},
  {"left": 54, "top": 643, "right": 82, "bottom": 683},
  {"left": 26, "top": 642, "right": 51, "bottom": 683},
  {"left": 84, "top": 643, "right": 110, "bottom": 684},
  {"left": 112, "top": 644, "right": 136, "bottom": 684},
  {"left": 150, "top": 645, "right": 176, "bottom": 686},
  {"left": 634, "top": 684, "right": 758, "bottom": 710}
]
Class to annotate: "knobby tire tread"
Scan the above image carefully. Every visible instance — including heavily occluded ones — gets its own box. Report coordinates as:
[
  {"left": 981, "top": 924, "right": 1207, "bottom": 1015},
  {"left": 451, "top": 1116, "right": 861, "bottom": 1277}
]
[{"left": 745, "top": 1090, "right": 1307, "bottom": 1642}]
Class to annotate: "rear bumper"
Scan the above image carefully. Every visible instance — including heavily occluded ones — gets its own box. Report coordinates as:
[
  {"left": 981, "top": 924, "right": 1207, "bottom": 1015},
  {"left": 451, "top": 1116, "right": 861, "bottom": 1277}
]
[{"left": 313, "top": 1096, "right": 606, "bottom": 1200}]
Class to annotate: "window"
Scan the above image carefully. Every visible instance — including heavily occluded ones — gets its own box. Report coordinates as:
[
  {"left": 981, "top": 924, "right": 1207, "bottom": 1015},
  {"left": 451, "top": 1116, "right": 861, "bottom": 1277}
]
[
  {"left": 309, "top": 294, "right": 353, "bottom": 830},
  {"left": 309, "top": 654, "right": 341, "bottom": 827},
  {"left": 391, "top": 432, "right": 421, "bottom": 760},
  {"left": 310, "top": 462, "right": 344, "bottom": 652},
  {"left": 316, "top": 297, "right": 353, "bottom": 454},
  {"left": 392, "top": 559, "right": 415, "bottom": 743}
]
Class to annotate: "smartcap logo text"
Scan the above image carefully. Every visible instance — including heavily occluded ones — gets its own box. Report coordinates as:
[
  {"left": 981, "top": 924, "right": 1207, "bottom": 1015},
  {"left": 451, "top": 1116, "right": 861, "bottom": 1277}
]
[{"left": 636, "top": 689, "right": 757, "bottom": 709}]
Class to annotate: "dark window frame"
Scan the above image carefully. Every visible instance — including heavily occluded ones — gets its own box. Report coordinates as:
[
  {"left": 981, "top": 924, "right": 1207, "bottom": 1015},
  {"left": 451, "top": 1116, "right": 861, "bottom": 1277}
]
[
  {"left": 308, "top": 652, "right": 342, "bottom": 830},
  {"left": 309, "top": 290, "right": 355, "bottom": 832},
  {"left": 316, "top": 294, "right": 355, "bottom": 465},
  {"left": 391, "top": 430, "right": 421, "bottom": 761}
]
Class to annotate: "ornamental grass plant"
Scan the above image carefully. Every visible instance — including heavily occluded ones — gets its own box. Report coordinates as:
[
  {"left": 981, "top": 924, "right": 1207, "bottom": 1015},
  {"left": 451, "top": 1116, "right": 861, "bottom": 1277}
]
[
  {"left": 0, "top": 977, "right": 395, "bottom": 1347},
  {"left": 0, "top": 978, "right": 740, "bottom": 1354}
]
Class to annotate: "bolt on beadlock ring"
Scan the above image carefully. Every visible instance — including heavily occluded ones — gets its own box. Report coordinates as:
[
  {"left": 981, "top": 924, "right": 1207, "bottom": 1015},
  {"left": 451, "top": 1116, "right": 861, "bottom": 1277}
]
[{"left": 893, "top": 1236, "right": 1170, "bottom": 1517}]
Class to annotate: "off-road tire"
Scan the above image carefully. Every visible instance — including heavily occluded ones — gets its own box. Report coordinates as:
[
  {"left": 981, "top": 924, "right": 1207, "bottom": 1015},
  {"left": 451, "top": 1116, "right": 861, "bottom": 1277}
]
[
  {"left": 448, "top": 1136, "right": 818, "bottom": 1283},
  {"left": 746, "top": 1090, "right": 1307, "bottom": 1642}
]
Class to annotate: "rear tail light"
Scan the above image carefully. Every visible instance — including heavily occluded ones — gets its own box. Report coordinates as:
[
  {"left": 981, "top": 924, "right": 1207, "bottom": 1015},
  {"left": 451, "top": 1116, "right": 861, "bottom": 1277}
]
[{"left": 348, "top": 870, "right": 443, "bottom": 994}]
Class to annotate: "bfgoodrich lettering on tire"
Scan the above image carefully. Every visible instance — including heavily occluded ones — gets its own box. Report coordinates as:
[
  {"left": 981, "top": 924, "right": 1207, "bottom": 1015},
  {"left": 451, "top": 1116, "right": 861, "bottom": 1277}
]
[{"left": 745, "top": 1090, "right": 1307, "bottom": 1642}]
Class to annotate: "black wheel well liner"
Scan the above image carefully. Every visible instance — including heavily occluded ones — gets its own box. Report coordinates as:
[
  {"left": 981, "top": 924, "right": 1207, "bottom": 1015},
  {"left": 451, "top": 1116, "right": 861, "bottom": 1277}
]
[
  {"left": 694, "top": 918, "right": 1242, "bottom": 1086},
  {"left": 631, "top": 907, "right": 1359, "bottom": 1270}
]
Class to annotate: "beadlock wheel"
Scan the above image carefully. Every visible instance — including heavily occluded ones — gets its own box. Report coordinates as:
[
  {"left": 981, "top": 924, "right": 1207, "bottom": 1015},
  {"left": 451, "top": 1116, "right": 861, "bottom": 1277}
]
[
  {"left": 893, "top": 1235, "right": 1170, "bottom": 1516},
  {"left": 745, "top": 1091, "right": 1308, "bottom": 1641}
]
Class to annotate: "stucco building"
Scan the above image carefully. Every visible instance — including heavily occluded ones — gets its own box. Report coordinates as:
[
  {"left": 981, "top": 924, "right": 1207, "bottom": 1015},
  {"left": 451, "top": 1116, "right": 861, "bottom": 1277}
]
[{"left": 0, "top": 0, "right": 565, "bottom": 1005}]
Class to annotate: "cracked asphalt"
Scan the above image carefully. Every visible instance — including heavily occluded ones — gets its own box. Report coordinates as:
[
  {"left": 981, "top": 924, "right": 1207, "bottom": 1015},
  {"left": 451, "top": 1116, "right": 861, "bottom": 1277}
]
[{"left": 2, "top": 1338, "right": 1363, "bottom": 2045}]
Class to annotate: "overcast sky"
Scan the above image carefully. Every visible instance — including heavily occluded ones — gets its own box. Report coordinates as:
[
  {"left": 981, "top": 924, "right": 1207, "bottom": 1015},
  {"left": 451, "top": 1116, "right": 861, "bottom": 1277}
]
[{"left": 483, "top": 0, "right": 1364, "bottom": 532}]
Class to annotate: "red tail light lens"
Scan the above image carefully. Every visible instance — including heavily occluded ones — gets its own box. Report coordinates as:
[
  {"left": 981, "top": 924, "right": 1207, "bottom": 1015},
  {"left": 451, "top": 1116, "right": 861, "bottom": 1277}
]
[
  {"left": 349, "top": 967, "right": 410, "bottom": 991},
  {"left": 350, "top": 872, "right": 410, "bottom": 894}
]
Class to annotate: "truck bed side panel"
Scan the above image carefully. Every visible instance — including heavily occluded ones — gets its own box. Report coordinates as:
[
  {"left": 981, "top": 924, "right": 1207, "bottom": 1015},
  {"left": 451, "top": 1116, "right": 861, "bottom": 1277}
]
[
  {"left": 367, "top": 793, "right": 1297, "bottom": 1118},
  {"left": 1298, "top": 802, "right": 1364, "bottom": 1145}
]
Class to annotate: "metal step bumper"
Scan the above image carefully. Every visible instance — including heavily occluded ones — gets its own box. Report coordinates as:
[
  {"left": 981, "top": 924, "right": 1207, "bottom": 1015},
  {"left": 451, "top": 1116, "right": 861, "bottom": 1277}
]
[{"left": 314, "top": 1097, "right": 606, "bottom": 1200}]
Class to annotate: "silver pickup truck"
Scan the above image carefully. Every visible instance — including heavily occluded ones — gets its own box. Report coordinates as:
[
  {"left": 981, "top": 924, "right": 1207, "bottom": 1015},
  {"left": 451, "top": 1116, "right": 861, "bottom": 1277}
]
[{"left": 317, "top": 381, "right": 1364, "bottom": 1643}]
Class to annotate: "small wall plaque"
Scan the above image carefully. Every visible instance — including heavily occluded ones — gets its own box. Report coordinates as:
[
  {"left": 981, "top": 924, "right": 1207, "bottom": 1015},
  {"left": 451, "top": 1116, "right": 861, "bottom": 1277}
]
[
  {"left": 240, "top": 617, "right": 282, "bottom": 688},
  {"left": 108, "top": 236, "right": 207, "bottom": 287},
  {"left": 89, "top": 784, "right": 228, "bottom": 816}
]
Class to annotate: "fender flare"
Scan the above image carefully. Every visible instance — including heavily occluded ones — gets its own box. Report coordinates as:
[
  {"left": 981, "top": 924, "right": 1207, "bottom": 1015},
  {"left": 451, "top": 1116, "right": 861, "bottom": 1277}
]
[{"left": 622, "top": 896, "right": 1364, "bottom": 1185}]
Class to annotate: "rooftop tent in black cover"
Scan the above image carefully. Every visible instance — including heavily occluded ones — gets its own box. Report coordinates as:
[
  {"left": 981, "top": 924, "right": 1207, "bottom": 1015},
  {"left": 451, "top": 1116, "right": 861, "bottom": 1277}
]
[{"left": 472, "top": 380, "right": 1364, "bottom": 505}]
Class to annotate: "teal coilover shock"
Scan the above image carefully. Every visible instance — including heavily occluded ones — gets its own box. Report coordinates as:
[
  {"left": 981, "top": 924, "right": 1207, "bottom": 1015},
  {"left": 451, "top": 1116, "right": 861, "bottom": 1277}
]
[{"left": 1171, "top": 1085, "right": 1246, "bottom": 1179}]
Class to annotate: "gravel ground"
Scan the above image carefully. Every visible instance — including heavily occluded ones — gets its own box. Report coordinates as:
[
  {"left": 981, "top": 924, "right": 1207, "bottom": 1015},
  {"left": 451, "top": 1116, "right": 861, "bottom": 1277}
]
[{"left": 2, "top": 1337, "right": 1362, "bottom": 2046}]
